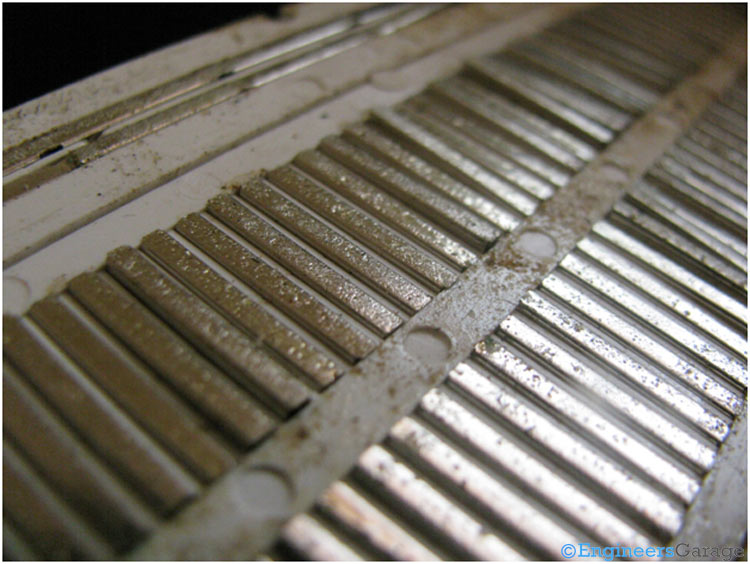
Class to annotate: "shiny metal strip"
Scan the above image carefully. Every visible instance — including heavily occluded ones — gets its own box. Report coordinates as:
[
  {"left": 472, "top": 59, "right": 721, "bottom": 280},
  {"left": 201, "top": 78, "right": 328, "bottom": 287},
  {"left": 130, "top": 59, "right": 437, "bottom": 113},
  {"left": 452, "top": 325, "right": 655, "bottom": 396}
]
[
  {"left": 354, "top": 444, "right": 526, "bottom": 560},
  {"left": 536, "top": 275, "right": 742, "bottom": 421},
  {"left": 574, "top": 10, "right": 708, "bottom": 73},
  {"left": 342, "top": 122, "right": 522, "bottom": 231},
  {"left": 657, "top": 158, "right": 747, "bottom": 219},
  {"left": 540, "top": 28, "right": 672, "bottom": 92},
  {"left": 554, "top": 20, "right": 682, "bottom": 84},
  {"left": 205, "top": 193, "right": 402, "bottom": 336},
  {"left": 475, "top": 337, "right": 701, "bottom": 504},
  {"left": 630, "top": 182, "right": 748, "bottom": 268},
  {"left": 668, "top": 143, "right": 747, "bottom": 194},
  {"left": 281, "top": 514, "right": 366, "bottom": 561},
  {"left": 705, "top": 107, "right": 747, "bottom": 142},
  {"left": 139, "top": 230, "right": 338, "bottom": 387},
  {"left": 372, "top": 107, "right": 539, "bottom": 214},
  {"left": 388, "top": 416, "right": 582, "bottom": 559},
  {"left": 489, "top": 54, "right": 633, "bottom": 131},
  {"left": 3, "top": 368, "right": 157, "bottom": 551},
  {"left": 430, "top": 77, "right": 592, "bottom": 169},
  {"left": 68, "top": 270, "right": 279, "bottom": 445},
  {"left": 3, "top": 434, "right": 114, "bottom": 560},
  {"left": 318, "top": 135, "right": 501, "bottom": 250},
  {"left": 174, "top": 214, "right": 377, "bottom": 362},
  {"left": 238, "top": 176, "right": 431, "bottom": 314},
  {"left": 293, "top": 149, "right": 477, "bottom": 269},
  {"left": 499, "top": 313, "right": 717, "bottom": 471},
  {"left": 6, "top": 312, "right": 214, "bottom": 501},
  {"left": 467, "top": 57, "right": 615, "bottom": 144},
  {"left": 669, "top": 405, "right": 747, "bottom": 553},
  {"left": 448, "top": 361, "right": 685, "bottom": 538},
  {"left": 402, "top": 97, "right": 557, "bottom": 198},
  {"left": 414, "top": 92, "right": 571, "bottom": 188},
  {"left": 130, "top": 20, "right": 748, "bottom": 561},
  {"left": 649, "top": 168, "right": 746, "bottom": 235},
  {"left": 582, "top": 225, "right": 747, "bottom": 348},
  {"left": 3, "top": 5, "right": 430, "bottom": 177},
  {"left": 418, "top": 387, "right": 658, "bottom": 548},
  {"left": 519, "top": 289, "right": 733, "bottom": 440},
  {"left": 686, "top": 128, "right": 747, "bottom": 171},
  {"left": 677, "top": 133, "right": 747, "bottom": 180},
  {"left": 612, "top": 199, "right": 747, "bottom": 291},
  {"left": 315, "top": 480, "right": 441, "bottom": 561},
  {"left": 2, "top": 5, "right": 579, "bottom": 270},
  {"left": 264, "top": 166, "right": 458, "bottom": 291},
  {"left": 561, "top": 247, "right": 747, "bottom": 385},
  {"left": 510, "top": 37, "right": 658, "bottom": 112},
  {"left": 696, "top": 120, "right": 748, "bottom": 155},
  {"left": 106, "top": 245, "right": 312, "bottom": 413}
]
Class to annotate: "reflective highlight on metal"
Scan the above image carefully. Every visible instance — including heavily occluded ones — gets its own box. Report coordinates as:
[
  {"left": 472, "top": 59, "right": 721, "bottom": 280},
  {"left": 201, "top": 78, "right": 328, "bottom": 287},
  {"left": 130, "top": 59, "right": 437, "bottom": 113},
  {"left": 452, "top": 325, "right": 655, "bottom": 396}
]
[{"left": 270, "top": 56, "right": 746, "bottom": 563}]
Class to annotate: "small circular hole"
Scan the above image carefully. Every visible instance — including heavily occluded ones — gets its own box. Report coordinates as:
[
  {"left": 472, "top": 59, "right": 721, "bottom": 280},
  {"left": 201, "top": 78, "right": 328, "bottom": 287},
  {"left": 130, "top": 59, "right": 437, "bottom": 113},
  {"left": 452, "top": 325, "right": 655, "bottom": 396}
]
[{"left": 515, "top": 230, "right": 557, "bottom": 259}]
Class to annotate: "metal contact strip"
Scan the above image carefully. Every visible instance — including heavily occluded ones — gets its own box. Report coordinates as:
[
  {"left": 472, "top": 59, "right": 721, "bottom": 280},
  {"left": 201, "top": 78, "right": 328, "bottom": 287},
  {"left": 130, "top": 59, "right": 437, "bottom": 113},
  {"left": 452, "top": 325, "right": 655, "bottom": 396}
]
[
  {"left": 413, "top": 92, "right": 572, "bottom": 188},
  {"left": 105, "top": 246, "right": 314, "bottom": 414},
  {"left": 204, "top": 194, "right": 403, "bottom": 337},
  {"left": 66, "top": 270, "right": 283, "bottom": 445},
  {"left": 415, "top": 387, "right": 657, "bottom": 548},
  {"left": 447, "top": 360, "right": 685, "bottom": 538},
  {"left": 264, "top": 166, "right": 459, "bottom": 291},
  {"left": 487, "top": 54, "right": 633, "bottom": 132},
  {"left": 558, "top": 252, "right": 747, "bottom": 387},
  {"left": 386, "top": 416, "right": 584, "bottom": 559},
  {"left": 401, "top": 98, "right": 557, "bottom": 199},
  {"left": 280, "top": 513, "right": 367, "bottom": 561},
  {"left": 3, "top": 4, "right": 433, "bottom": 177},
  {"left": 686, "top": 128, "right": 747, "bottom": 172},
  {"left": 611, "top": 199, "right": 747, "bottom": 292},
  {"left": 473, "top": 339, "right": 702, "bottom": 506},
  {"left": 629, "top": 182, "right": 748, "bottom": 269},
  {"left": 667, "top": 144, "right": 747, "bottom": 196},
  {"left": 129, "top": 28, "right": 747, "bottom": 559},
  {"left": 3, "top": 368, "right": 159, "bottom": 551},
  {"left": 312, "top": 480, "right": 442, "bottom": 561},
  {"left": 371, "top": 107, "right": 540, "bottom": 215},
  {"left": 353, "top": 444, "right": 527, "bottom": 560},
  {"left": 573, "top": 12, "right": 708, "bottom": 73},
  {"left": 342, "top": 122, "right": 524, "bottom": 232},
  {"left": 657, "top": 158, "right": 747, "bottom": 219},
  {"left": 236, "top": 177, "right": 434, "bottom": 314},
  {"left": 466, "top": 57, "right": 616, "bottom": 145},
  {"left": 540, "top": 27, "right": 672, "bottom": 92},
  {"left": 555, "top": 20, "right": 683, "bottom": 85},
  {"left": 292, "top": 150, "right": 478, "bottom": 270},
  {"left": 506, "top": 40, "right": 656, "bottom": 113},
  {"left": 519, "top": 287, "right": 735, "bottom": 437},
  {"left": 696, "top": 120, "right": 747, "bottom": 155},
  {"left": 7, "top": 311, "right": 227, "bottom": 495},
  {"left": 139, "top": 230, "right": 342, "bottom": 386},
  {"left": 317, "top": 135, "right": 501, "bottom": 250},
  {"left": 172, "top": 214, "right": 378, "bottom": 363},
  {"left": 429, "top": 77, "right": 592, "bottom": 170},
  {"left": 578, "top": 230, "right": 746, "bottom": 351},
  {"left": 3, "top": 439, "right": 115, "bottom": 560},
  {"left": 498, "top": 313, "right": 718, "bottom": 472}
]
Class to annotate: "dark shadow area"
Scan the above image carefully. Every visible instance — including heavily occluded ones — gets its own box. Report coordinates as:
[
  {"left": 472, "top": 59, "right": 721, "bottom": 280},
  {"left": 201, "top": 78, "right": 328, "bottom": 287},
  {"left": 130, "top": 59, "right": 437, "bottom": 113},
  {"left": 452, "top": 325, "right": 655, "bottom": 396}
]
[{"left": 3, "top": 3, "right": 285, "bottom": 110}]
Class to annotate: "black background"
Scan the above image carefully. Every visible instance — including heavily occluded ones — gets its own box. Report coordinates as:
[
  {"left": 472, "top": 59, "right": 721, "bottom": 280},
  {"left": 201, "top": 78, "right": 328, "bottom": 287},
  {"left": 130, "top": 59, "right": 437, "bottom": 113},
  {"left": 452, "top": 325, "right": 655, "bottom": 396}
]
[{"left": 3, "top": 3, "right": 285, "bottom": 110}]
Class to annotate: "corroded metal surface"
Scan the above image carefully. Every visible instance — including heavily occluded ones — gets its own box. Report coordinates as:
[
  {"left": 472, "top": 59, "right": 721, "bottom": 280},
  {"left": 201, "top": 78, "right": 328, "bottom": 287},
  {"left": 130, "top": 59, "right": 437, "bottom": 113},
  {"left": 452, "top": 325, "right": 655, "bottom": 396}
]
[{"left": 274, "top": 76, "right": 747, "bottom": 560}]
